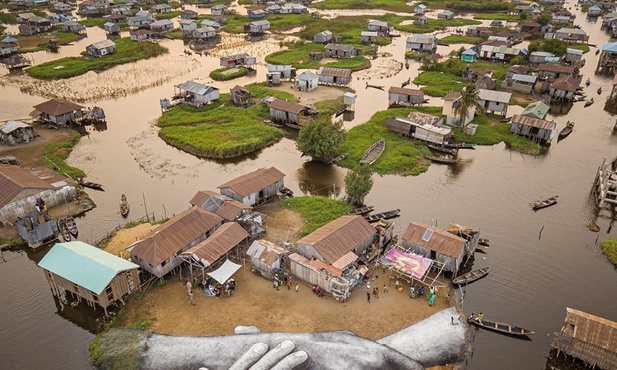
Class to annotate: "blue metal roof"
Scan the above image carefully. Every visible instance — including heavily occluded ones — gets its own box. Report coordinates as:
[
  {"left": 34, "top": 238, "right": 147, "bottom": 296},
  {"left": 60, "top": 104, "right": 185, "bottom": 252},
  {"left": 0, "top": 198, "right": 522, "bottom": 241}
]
[
  {"left": 603, "top": 42, "right": 617, "bottom": 52},
  {"left": 38, "top": 241, "right": 138, "bottom": 295}
]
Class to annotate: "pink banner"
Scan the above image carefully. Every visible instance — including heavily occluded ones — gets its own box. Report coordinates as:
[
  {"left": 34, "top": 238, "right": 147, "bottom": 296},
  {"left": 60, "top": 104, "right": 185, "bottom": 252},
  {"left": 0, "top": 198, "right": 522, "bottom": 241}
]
[{"left": 383, "top": 248, "right": 431, "bottom": 279}]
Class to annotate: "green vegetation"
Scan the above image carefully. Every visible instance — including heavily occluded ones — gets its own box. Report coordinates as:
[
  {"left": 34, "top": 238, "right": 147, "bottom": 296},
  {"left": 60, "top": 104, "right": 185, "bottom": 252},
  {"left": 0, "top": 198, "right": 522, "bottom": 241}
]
[
  {"left": 281, "top": 196, "right": 353, "bottom": 235},
  {"left": 338, "top": 107, "right": 444, "bottom": 176},
  {"left": 600, "top": 239, "right": 617, "bottom": 266},
  {"left": 345, "top": 165, "right": 374, "bottom": 205},
  {"left": 265, "top": 42, "right": 370, "bottom": 71},
  {"left": 157, "top": 93, "right": 286, "bottom": 159},
  {"left": 223, "top": 13, "right": 316, "bottom": 34},
  {"left": 167, "top": 30, "right": 183, "bottom": 39},
  {"left": 18, "top": 32, "right": 82, "bottom": 53},
  {"left": 0, "top": 237, "right": 27, "bottom": 249},
  {"left": 472, "top": 13, "right": 521, "bottom": 21},
  {"left": 443, "top": 0, "right": 509, "bottom": 12},
  {"left": 155, "top": 10, "right": 182, "bottom": 20},
  {"left": 312, "top": 0, "right": 412, "bottom": 13},
  {"left": 209, "top": 67, "right": 249, "bottom": 81},
  {"left": 298, "top": 16, "right": 391, "bottom": 48},
  {"left": 42, "top": 130, "right": 86, "bottom": 179},
  {"left": 89, "top": 312, "right": 143, "bottom": 369},
  {"left": 79, "top": 18, "right": 106, "bottom": 28},
  {"left": 297, "top": 119, "right": 346, "bottom": 162},
  {"left": 452, "top": 114, "right": 542, "bottom": 154},
  {"left": 414, "top": 71, "right": 464, "bottom": 97},
  {"left": 528, "top": 39, "right": 570, "bottom": 57},
  {"left": 439, "top": 35, "right": 482, "bottom": 44},
  {"left": 381, "top": 14, "right": 481, "bottom": 34},
  {"left": 245, "top": 83, "right": 298, "bottom": 102},
  {"left": 570, "top": 43, "right": 590, "bottom": 54},
  {"left": 26, "top": 38, "right": 168, "bottom": 79},
  {"left": 405, "top": 51, "right": 430, "bottom": 61},
  {"left": 0, "top": 12, "right": 17, "bottom": 24}
]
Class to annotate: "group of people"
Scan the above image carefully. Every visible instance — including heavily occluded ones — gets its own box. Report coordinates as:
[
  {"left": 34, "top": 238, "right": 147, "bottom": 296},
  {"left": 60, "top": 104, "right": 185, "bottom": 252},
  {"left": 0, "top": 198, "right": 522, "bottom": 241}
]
[
  {"left": 35, "top": 198, "right": 47, "bottom": 214},
  {"left": 187, "top": 276, "right": 238, "bottom": 304},
  {"left": 273, "top": 271, "right": 293, "bottom": 291},
  {"left": 468, "top": 312, "right": 484, "bottom": 323}
]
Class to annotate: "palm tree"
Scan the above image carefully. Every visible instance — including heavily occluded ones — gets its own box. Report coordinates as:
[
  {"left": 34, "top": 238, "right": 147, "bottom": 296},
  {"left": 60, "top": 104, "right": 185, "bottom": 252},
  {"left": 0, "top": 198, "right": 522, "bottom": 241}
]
[{"left": 455, "top": 84, "right": 481, "bottom": 129}]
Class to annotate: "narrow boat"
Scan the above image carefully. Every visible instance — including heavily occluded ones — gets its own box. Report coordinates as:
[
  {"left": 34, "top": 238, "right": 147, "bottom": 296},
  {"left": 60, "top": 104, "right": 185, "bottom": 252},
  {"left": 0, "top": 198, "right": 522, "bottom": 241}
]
[
  {"left": 405, "top": 60, "right": 409, "bottom": 70},
  {"left": 596, "top": 49, "right": 600, "bottom": 55},
  {"left": 423, "top": 154, "right": 457, "bottom": 165},
  {"left": 427, "top": 143, "right": 458, "bottom": 155},
  {"left": 500, "top": 116, "right": 512, "bottom": 123},
  {"left": 120, "top": 194, "right": 129, "bottom": 217},
  {"left": 281, "top": 187, "right": 294, "bottom": 197},
  {"left": 558, "top": 121, "right": 574, "bottom": 140},
  {"left": 334, "top": 107, "right": 347, "bottom": 117},
  {"left": 58, "top": 218, "right": 71, "bottom": 242},
  {"left": 532, "top": 195, "right": 558, "bottom": 210},
  {"left": 467, "top": 316, "right": 534, "bottom": 336},
  {"left": 478, "top": 238, "right": 490, "bottom": 246},
  {"left": 344, "top": 206, "right": 375, "bottom": 215},
  {"left": 444, "top": 142, "right": 476, "bottom": 150},
  {"left": 366, "top": 82, "right": 385, "bottom": 90},
  {"left": 263, "top": 119, "right": 283, "bottom": 128},
  {"left": 452, "top": 266, "right": 490, "bottom": 285},
  {"left": 401, "top": 78, "right": 411, "bottom": 88},
  {"left": 364, "top": 209, "right": 400, "bottom": 223},
  {"left": 584, "top": 98, "right": 594, "bottom": 107},
  {"left": 78, "top": 178, "right": 104, "bottom": 191},
  {"left": 360, "top": 139, "right": 385, "bottom": 165},
  {"left": 284, "top": 121, "right": 303, "bottom": 130},
  {"left": 328, "top": 153, "right": 349, "bottom": 164},
  {"left": 64, "top": 215, "right": 78, "bottom": 237}
]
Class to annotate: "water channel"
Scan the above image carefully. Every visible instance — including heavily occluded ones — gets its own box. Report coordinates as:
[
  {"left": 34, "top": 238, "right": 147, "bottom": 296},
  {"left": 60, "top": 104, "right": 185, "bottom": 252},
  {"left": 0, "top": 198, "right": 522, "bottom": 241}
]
[{"left": 1, "top": 0, "right": 617, "bottom": 368}]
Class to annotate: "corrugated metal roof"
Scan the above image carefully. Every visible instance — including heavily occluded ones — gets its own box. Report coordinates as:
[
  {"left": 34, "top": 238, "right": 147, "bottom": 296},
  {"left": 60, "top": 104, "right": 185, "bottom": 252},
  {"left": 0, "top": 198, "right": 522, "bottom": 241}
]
[
  {"left": 402, "top": 222, "right": 467, "bottom": 258},
  {"left": 511, "top": 74, "right": 537, "bottom": 83},
  {"left": 267, "top": 64, "right": 292, "bottom": 72},
  {"left": 361, "top": 31, "right": 378, "bottom": 37},
  {"left": 221, "top": 53, "right": 252, "bottom": 61},
  {"left": 218, "top": 167, "right": 285, "bottom": 198},
  {"left": 33, "top": 99, "right": 84, "bottom": 117},
  {"left": 443, "top": 91, "right": 462, "bottom": 100},
  {"left": 325, "top": 43, "right": 357, "bottom": 52},
  {"left": 288, "top": 252, "right": 343, "bottom": 277},
  {"left": 38, "top": 241, "right": 138, "bottom": 295},
  {"left": 317, "top": 67, "right": 351, "bottom": 78},
  {"left": 89, "top": 39, "right": 116, "bottom": 49},
  {"left": 183, "top": 222, "right": 248, "bottom": 267},
  {"left": 521, "top": 101, "right": 550, "bottom": 119},
  {"left": 406, "top": 111, "right": 441, "bottom": 126},
  {"left": 0, "top": 164, "right": 62, "bottom": 208},
  {"left": 251, "top": 20, "right": 270, "bottom": 26},
  {"left": 230, "top": 85, "right": 250, "bottom": 95},
  {"left": 331, "top": 251, "right": 358, "bottom": 270},
  {"left": 388, "top": 86, "right": 423, "bottom": 96},
  {"left": 247, "top": 239, "right": 287, "bottom": 265},
  {"left": 315, "top": 30, "right": 332, "bottom": 37},
  {"left": 0, "top": 120, "right": 31, "bottom": 134},
  {"left": 297, "top": 70, "right": 317, "bottom": 81},
  {"left": 189, "top": 190, "right": 218, "bottom": 207},
  {"left": 296, "top": 215, "right": 375, "bottom": 264},
  {"left": 511, "top": 114, "right": 556, "bottom": 130},
  {"left": 507, "top": 65, "right": 531, "bottom": 74},
  {"left": 538, "top": 63, "right": 575, "bottom": 74},
  {"left": 563, "top": 307, "right": 617, "bottom": 352},
  {"left": 174, "top": 80, "right": 218, "bottom": 96},
  {"left": 190, "top": 192, "right": 250, "bottom": 220},
  {"left": 603, "top": 42, "right": 617, "bottom": 52},
  {"left": 478, "top": 89, "right": 512, "bottom": 104},
  {"left": 551, "top": 76, "right": 580, "bottom": 92},
  {"left": 406, "top": 34, "right": 436, "bottom": 43},
  {"left": 268, "top": 99, "right": 309, "bottom": 115},
  {"left": 130, "top": 207, "right": 223, "bottom": 266}
]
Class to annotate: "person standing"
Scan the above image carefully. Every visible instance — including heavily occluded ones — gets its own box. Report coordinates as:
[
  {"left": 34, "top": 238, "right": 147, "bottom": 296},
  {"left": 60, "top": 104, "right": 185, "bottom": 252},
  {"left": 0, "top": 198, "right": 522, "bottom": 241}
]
[
  {"left": 295, "top": 283, "right": 299, "bottom": 293},
  {"left": 188, "top": 290, "right": 195, "bottom": 306},
  {"left": 186, "top": 278, "right": 193, "bottom": 294},
  {"left": 372, "top": 287, "right": 379, "bottom": 299},
  {"left": 287, "top": 279, "right": 292, "bottom": 290},
  {"left": 383, "top": 284, "right": 389, "bottom": 293},
  {"left": 367, "top": 291, "right": 371, "bottom": 303}
]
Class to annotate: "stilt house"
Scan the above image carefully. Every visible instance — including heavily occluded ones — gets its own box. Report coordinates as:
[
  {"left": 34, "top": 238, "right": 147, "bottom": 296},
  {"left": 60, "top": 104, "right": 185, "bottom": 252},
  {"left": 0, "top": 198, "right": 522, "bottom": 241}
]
[
  {"left": 173, "top": 81, "right": 220, "bottom": 107},
  {"left": 267, "top": 99, "right": 318, "bottom": 126},
  {"left": 388, "top": 87, "right": 425, "bottom": 106},
  {"left": 246, "top": 239, "right": 287, "bottom": 279},
  {"left": 33, "top": 99, "right": 85, "bottom": 126},
  {"left": 86, "top": 39, "right": 116, "bottom": 57},
  {"left": 317, "top": 67, "right": 351, "bottom": 86},
  {"left": 218, "top": 167, "right": 285, "bottom": 206},
  {"left": 189, "top": 190, "right": 252, "bottom": 221},
  {"left": 220, "top": 53, "right": 256, "bottom": 67},
  {"left": 509, "top": 114, "right": 556, "bottom": 143},
  {"left": 325, "top": 43, "right": 361, "bottom": 58},
  {"left": 129, "top": 207, "right": 224, "bottom": 278},
  {"left": 230, "top": 85, "right": 252, "bottom": 107},
  {"left": 38, "top": 241, "right": 140, "bottom": 315},
  {"left": 551, "top": 308, "right": 617, "bottom": 370},
  {"left": 401, "top": 222, "right": 474, "bottom": 275}
]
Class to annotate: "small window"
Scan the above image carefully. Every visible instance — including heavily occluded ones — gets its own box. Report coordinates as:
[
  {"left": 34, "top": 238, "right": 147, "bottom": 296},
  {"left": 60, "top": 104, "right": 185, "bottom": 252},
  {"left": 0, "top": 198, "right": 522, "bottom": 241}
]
[{"left": 422, "top": 229, "right": 434, "bottom": 242}]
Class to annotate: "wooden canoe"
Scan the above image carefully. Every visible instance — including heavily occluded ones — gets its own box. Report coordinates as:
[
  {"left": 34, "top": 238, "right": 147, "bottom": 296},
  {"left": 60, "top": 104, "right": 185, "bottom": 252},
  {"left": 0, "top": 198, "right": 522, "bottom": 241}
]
[
  {"left": 360, "top": 139, "right": 385, "bottom": 165},
  {"left": 364, "top": 209, "right": 400, "bottom": 223},
  {"left": 478, "top": 238, "right": 490, "bottom": 246},
  {"left": 344, "top": 206, "right": 374, "bottom": 215},
  {"left": 532, "top": 195, "right": 558, "bottom": 210},
  {"left": 58, "top": 218, "right": 71, "bottom": 242},
  {"left": 78, "top": 178, "right": 104, "bottom": 191},
  {"left": 444, "top": 142, "right": 475, "bottom": 150},
  {"left": 427, "top": 143, "right": 458, "bottom": 155},
  {"left": 558, "top": 121, "right": 574, "bottom": 140},
  {"left": 452, "top": 266, "right": 490, "bottom": 285},
  {"left": 423, "top": 154, "right": 457, "bottom": 165},
  {"left": 281, "top": 187, "right": 294, "bottom": 197},
  {"left": 328, "top": 153, "right": 349, "bottom": 164},
  {"left": 468, "top": 316, "right": 534, "bottom": 336},
  {"left": 64, "top": 215, "right": 78, "bottom": 237}
]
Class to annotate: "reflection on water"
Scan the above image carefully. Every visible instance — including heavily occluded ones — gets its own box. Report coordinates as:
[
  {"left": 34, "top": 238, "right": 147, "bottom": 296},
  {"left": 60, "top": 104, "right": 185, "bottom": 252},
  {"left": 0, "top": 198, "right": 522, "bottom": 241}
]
[
  {"left": 549, "top": 100, "right": 574, "bottom": 116},
  {"left": 296, "top": 160, "right": 345, "bottom": 198}
]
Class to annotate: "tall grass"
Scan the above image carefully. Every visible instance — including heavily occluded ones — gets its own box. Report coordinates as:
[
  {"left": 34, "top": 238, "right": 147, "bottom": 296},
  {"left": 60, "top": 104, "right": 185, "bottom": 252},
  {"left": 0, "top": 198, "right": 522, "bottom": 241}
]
[
  {"left": 473, "top": 13, "right": 521, "bottom": 21},
  {"left": 312, "top": 0, "right": 412, "bottom": 12},
  {"left": 298, "top": 16, "right": 391, "bottom": 48},
  {"left": 266, "top": 42, "right": 370, "bottom": 70},
  {"left": 281, "top": 196, "right": 353, "bottom": 235},
  {"left": 209, "top": 67, "right": 249, "bottom": 81},
  {"left": 42, "top": 130, "right": 86, "bottom": 179},
  {"left": 381, "top": 14, "right": 481, "bottom": 34},
  {"left": 413, "top": 72, "right": 464, "bottom": 97},
  {"left": 26, "top": 38, "right": 168, "bottom": 79},
  {"left": 600, "top": 239, "right": 617, "bottom": 266}
]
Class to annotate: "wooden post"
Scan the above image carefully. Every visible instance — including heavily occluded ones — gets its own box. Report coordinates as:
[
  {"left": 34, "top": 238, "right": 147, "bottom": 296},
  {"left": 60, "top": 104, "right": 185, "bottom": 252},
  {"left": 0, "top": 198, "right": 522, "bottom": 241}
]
[{"left": 143, "top": 193, "right": 149, "bottom": 222}]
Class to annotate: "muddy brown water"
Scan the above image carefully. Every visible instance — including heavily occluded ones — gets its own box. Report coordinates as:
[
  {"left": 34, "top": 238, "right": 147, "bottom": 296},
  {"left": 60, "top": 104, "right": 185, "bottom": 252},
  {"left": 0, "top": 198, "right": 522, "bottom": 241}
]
[{"left": 1, "top": 1, "right": 617, "bottom": 369}]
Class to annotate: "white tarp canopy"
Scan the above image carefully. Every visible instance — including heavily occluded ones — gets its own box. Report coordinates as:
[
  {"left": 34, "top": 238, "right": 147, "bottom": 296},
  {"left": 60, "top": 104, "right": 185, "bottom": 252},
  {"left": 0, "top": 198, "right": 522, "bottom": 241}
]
[{"left": 207, "top": 259, "right": 241, "bottom": 284}]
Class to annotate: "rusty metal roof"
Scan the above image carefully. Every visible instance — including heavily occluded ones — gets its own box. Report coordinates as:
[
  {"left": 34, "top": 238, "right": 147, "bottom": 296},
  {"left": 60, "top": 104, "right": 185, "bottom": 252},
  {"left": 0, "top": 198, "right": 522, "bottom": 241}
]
[
  {"left": 189, "top": 190, "right": 219, "bottom": 207},
  {"left": 317, "top": 67, "right": 351, "bottom": 78},
  {"left": 563, "top": 308, "right": 617, "bottom": 352},
  {"left": 443, "top": 91, "right": 462, "bottom": 100},
  {"left": 288, "top": 252, "right": 343, "bottom": 277},
  {"left": 406, "top": 111, "right": 441, "bottom": 126},
  {"left": 0, "top": 165, "right": 69, "bottom": 208},
  {"left": 332, "top": 251, "right": 359, "bottom": 270},
  {"left": 296, "top": 215, "right": 375, "bottom": 264},
  {"left": 402, "top": 222, "right": 467, "bottom": 258},
  {"left": 33, "top": 99, "right": 84, "bottom": 117},
  {"left": 218, "top": 167, "right": 285, "bottom": 198},
  {"left": 230, "top": 85, "right": 250, "bottom": 95},
  {"left": 268, "top": 99, "right": 309, "bottom": 115},
  {"left": 247, "top": 239, "right": 287, "bottom": 265},
  {"left": 512, "top": 114, "right": 556, "bottom": 130},
  {"left": 388, "top": 86, "right": 424, "bottom": 96},
  {"left": 551, "top": 76, "right": 580, "bottom": 92},
  {"left": 538, "top": 63, "right": 575, "bottom": 74},
  {"left": 183, "top": 222, "right": 248, "bottom": 267},
  {"left": 130, "top": 207, "right": 223, "bottom": 266},
  {"left": 189, "top": 190, "right": 251, "bottom": 220}
]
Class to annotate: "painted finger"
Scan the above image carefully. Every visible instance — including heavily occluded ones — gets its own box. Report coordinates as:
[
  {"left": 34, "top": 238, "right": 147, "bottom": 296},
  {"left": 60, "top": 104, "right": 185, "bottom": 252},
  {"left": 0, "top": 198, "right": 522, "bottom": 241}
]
[
  {"left": 270, "top": 350, "right": 309, "bottom": 370},
  {"left": 228, "top": 342, "right": 269, "bottom": 370},
  {"left": 248, "top": 340, "right": 295, "bottom": 370}
]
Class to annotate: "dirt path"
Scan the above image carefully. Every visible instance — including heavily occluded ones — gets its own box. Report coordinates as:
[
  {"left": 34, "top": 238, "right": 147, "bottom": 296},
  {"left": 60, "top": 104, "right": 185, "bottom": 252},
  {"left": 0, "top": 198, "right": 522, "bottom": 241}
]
[{"left": 103, "top": 223, "right": 158, "bottom": 258}]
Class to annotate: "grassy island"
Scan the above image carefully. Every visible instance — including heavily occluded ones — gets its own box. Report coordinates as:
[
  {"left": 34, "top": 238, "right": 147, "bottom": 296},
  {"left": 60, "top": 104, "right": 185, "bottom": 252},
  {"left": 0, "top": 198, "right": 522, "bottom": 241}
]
[
  {"left": 266, "top": 42, "right": 371, "bottom": 70},
  {"left": 157, "top": 87, "right": 294, "bottom": 159},
  {"left": 26, "top": 38, "right": 168, "bottom": 79},
  {"left": 600, "top": 239, "right": 617, "bottom": 267},
  {"left": 209, "top": 67, "right": 249, "bottom": 81},
  {"left": 281, "top": 196, "right": 353, "bottom": 235}
]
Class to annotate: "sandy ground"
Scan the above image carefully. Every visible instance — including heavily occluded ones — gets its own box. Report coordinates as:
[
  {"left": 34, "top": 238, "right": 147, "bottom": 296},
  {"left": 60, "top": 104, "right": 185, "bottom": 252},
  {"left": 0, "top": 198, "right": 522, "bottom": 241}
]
[
  {"left": 258, "top": 200, "right": 305, "bottom": 244},
  {"left": 110, "top": 206, "right": 453, "bottom": 345},
  {"left": 103, "top": 223, "right": 158, "bottom": 259},
  {"left": 268, "top": 80, "right": 346, "bottom": 105}
]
